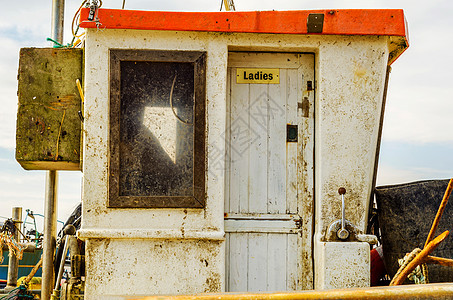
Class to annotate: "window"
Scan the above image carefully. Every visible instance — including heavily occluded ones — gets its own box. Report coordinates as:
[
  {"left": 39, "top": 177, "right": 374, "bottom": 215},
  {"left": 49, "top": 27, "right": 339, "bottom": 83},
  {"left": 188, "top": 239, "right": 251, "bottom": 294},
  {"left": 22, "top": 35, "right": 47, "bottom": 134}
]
[{"left": 109, "top": 50, "right": 206, "bottom": 208}]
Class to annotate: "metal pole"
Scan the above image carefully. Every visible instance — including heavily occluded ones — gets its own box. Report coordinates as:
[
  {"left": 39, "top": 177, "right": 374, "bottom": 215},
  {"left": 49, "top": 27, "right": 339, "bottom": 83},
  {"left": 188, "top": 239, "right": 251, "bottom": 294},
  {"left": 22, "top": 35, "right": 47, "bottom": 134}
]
[
  {"left": 54, "top": 235, "right": 70, "bottom": 291},
  {"left": 42, "top": 2, "right": 64, "bottom": 299},
  {"left": 51, "top": 0, "right": 65, "bottom": 44},
  {"left": 5, "top": 207, "right": 22, "bottom": 290},
  {"left": 43, "top": 171, "right": 59, "bottom": 300}
]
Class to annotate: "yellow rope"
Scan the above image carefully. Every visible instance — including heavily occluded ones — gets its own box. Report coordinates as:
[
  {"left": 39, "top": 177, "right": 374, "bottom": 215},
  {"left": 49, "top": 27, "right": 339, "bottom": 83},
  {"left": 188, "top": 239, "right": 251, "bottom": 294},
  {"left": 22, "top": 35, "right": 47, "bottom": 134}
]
[{"left": 394, "top": 248, "right": 429, "bottom": 284}]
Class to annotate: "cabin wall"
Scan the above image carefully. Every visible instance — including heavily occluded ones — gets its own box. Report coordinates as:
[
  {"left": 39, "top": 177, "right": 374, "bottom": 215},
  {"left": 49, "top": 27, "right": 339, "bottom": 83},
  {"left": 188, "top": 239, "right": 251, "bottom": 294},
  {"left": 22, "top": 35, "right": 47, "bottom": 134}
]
[
  {"left": 314, "top": 37, "right": 389, "bottom": 289},
  {"left": 80, "top": 28, "right": 390, "bottom": 297}
]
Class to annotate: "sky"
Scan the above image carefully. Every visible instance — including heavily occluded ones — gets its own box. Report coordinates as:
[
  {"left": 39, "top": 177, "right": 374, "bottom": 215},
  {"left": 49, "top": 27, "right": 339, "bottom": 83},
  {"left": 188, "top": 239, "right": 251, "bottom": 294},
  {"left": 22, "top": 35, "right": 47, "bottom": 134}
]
[{"left": 0, "top": 0, "right": 452, "bottom": 232}]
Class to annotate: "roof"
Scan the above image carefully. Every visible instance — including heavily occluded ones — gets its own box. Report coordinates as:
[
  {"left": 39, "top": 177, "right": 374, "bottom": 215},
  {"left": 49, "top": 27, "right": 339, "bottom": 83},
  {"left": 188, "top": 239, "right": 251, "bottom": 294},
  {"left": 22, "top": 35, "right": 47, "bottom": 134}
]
[{"left": 79, "top": 8, "right": 409, "bottom": 64}]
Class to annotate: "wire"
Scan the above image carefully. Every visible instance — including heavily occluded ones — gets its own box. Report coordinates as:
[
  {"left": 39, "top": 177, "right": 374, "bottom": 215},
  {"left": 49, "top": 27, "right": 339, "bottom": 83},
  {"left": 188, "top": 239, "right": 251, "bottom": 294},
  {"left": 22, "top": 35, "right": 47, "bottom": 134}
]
[
  {"left": 32, "top": 213, "right": 65, "bottom": 225},
  {"left": 169, "top": 73, "right": 193, "bottom": 125},
  {"left": 71, "top": 0, "right": 103, "bottom": 47},
  {"left": 72, "top": 0, "right": 88, "bottom": 38},
  {"left": 122, "top": 0, "right": 126, "bottom": 9},
  {"left": 0, "top": 216, "right": 34, "bottom": 226}
]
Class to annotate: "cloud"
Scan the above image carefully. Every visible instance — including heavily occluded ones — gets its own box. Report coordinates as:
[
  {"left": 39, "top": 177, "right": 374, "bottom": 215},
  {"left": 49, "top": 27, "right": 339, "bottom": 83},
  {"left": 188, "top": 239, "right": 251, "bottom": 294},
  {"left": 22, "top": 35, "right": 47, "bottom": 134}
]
[
  {"left": 377, "top": 163, "right": 451, "bottom": 186},
  {"left": 383, "top": 84, "right": 453, "bottom": 144},
  {"left": 0, "top": 148, "right": 81, "bottom": 226},
  {"left": 0, "top": 169, "right": 82, "bottom": 228}
]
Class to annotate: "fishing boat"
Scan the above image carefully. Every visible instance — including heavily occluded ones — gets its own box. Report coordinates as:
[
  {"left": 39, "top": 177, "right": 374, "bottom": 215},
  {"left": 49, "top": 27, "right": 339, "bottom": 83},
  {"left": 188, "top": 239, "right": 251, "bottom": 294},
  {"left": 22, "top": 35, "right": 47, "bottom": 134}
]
[{"left": 9, "top": 0, "right": 453, "bottom": 299}]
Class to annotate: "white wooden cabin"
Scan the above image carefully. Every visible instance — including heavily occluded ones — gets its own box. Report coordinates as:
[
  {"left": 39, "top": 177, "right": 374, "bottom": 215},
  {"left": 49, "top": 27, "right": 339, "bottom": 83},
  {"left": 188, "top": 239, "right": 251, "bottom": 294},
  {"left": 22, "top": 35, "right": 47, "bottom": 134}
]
[{"left": 77, "top": 8, "right": 408, "bottom": 298}]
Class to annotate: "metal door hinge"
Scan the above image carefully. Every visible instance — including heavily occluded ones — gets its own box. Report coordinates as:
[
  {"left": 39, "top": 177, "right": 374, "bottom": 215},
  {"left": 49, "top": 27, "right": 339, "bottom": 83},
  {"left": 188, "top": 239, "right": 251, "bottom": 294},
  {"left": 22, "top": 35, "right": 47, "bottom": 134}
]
[
  {"left": 298, "top": 97, "right": 310, "bottom": 118},
  {"left": 307, "top": 14, "right": 324, "bottom": 33}
]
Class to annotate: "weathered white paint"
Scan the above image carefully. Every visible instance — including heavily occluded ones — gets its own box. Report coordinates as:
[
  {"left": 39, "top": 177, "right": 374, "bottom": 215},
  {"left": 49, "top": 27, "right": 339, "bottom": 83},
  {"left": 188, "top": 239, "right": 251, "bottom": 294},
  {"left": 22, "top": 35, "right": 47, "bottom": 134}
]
[
  {"left": 316, "top": 242, "right": 371, "bottom": 289},
  {"left": 224, "top": 52, "right": 313, "bottom": 292},
  {"left": 313, "top": 37, "right": 389, "bottom": 290},
  {"left": 80, "top": 27, "right": 396, "bottom": 298}
]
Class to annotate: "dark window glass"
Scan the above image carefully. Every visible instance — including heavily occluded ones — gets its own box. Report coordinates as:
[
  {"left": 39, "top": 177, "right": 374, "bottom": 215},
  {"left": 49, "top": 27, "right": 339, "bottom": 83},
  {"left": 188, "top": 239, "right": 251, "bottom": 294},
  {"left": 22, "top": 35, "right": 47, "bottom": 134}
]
[{"left": 109, "top": 50, "right": 206, "bottom": 208}]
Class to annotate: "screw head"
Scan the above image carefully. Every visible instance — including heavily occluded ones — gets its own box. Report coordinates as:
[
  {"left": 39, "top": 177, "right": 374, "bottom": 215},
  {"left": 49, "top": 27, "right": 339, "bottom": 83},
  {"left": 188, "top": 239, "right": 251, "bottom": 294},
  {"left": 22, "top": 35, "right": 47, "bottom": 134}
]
[{"left": 337, "top": 228, "right": 349, "bottom": 240}]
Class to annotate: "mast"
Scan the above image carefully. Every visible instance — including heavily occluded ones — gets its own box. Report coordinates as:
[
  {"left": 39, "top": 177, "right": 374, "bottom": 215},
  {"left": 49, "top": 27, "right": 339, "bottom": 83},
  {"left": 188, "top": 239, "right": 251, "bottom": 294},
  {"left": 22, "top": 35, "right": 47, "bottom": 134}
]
[{"left": 42, "top": 1, "right": 64, "bottom": 298}]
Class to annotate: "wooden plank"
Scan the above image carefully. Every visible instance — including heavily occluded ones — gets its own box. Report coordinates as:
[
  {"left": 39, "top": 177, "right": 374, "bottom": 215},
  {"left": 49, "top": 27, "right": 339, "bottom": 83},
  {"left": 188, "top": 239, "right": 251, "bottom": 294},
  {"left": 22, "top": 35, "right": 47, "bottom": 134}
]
[
  {"left": 228, "top": 233, "right": 249, "bottom": 292},
  {"left": 224, "top": 67, "right": 232, "bottom": 213},
  {"left": 287, "top": 233, "right": 298, "bottom": 290},
  {"left": 248, "top": 84, "right": 268, "bottom": 213},
  {"left": 16, "top": 48, "right": 83, "bottom": 170},
  {"left": 224, "top": 219, "right": 298, "bottom": 233},
  {"left": 225, "top": 233, "right": 230, "bottom": 291},
  {"left": 224, "top": 213, "right": 298, "bottom": 220},
  {"left": 248, "top": 233, "right": 267, "bottom": 291},
  {"left": 267, "top": 69, "right": 287, "bottom": 214},
  {"left": 298, "top": 54, "right": 315, "bottom": 290},
  {"left": 267, "top": 233, "right": 288, "bottom": 291},
  {"left": 286, "top": 69, "right": 299, "bottom": 214},
  {"left": 228, "top": 53, "right": 301, "bottom": 69},
  {"left": 229, "top": 68, "right": 250, "bottom": 213}
]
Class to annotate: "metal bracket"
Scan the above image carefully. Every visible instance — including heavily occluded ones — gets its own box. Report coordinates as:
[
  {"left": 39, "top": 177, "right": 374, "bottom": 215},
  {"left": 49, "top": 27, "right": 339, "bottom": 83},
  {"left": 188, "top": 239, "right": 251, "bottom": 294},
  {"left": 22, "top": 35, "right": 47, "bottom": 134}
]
[
  {"left": 298, "top": 97, "right": 310, "bottom": 118},
  {"left": 324, "top": 187, "right": 378, "bottom": 244},
  {"left": 307, "top": 14, "right": 324, "bottom": 33}
]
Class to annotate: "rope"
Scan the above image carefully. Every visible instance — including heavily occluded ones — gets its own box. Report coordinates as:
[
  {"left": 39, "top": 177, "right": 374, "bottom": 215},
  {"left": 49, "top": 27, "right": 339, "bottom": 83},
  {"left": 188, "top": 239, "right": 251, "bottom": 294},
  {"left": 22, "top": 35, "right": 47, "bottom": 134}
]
[
  {"left": 393, "top": 248, "right": 429, "bottom": 284},
  {"left": 0, "top": 232, "right": 25, "bottom": 263}
]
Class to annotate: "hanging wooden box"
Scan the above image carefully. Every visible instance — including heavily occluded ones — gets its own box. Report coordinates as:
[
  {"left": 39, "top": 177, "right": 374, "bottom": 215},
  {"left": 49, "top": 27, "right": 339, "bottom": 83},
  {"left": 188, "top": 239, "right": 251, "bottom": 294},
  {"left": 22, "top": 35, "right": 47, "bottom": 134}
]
[{"left": 16, "top": 48, "right": 83, "bottom": 170}]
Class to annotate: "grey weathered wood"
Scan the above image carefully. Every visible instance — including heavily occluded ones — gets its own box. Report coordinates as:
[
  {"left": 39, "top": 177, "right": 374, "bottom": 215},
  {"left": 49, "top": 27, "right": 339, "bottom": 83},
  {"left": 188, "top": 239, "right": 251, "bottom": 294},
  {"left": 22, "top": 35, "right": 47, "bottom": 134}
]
[
  {"left": 225, "top": 52, "right": 314, "bottom": 292},
  {"left": 16, "top": 48, "right": 83, "bottom": 170}
]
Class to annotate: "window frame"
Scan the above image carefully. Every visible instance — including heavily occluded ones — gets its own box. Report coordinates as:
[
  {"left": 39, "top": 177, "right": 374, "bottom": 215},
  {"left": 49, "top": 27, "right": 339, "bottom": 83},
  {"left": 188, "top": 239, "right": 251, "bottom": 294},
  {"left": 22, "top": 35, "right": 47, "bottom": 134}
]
[{"left": 108, "top": 49, "right": 206, "bottom": 208}]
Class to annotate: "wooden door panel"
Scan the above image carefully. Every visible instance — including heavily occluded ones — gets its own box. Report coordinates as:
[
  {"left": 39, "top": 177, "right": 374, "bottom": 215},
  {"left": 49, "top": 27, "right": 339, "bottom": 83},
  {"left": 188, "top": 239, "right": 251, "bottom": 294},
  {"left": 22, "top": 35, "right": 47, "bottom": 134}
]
[
  {"left": 226, "top": 232, "right": 299, "bottom": 292},
  {"left": 225, "top": 52, "right": 314, "bottom": 292}
]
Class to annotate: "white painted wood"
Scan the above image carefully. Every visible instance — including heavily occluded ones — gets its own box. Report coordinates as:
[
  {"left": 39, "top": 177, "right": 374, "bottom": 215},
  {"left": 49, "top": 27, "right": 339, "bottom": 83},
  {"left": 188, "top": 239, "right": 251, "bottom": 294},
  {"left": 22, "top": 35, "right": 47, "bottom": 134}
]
[
  {"left": 287, "top": 234, "right": 299, "bottom": 290},
  {"left": 248, "top": 84, "right": 268, "bottom": 213},
  {"left": 268, "top": 69, "right": 287, "bottom": 214},
  {"left": 228, "top": 52, "right": 301, "bottom": 68},
  {"left": 228, "top": 233, "right": 249, "bottom": 292},
  {"left": 224, "top": 219, "right": 299, "bottom": 233},
  {"left": 267, "top": 234, "right": 288, "bottom": 291},
  {"left": 225, "top": 233, "right": 230, "bottom": 291},
  {"left": 286, "top": 68, "right": 299, "bottom": 214},
  {"left": 298, "top": 54, "right": 315, "bottom": 290},
  {"left": 248, "top": 233, "right": 268, "bottom": 291},
  {"left": 224, "top": 213, "right": 298, "bottom": 220},
  {"left": 224, "top": 67, "right": 232, "bottom": 214},
  {"left": 229, "top": 71, "right": 250, "bottom": 214},
  {"left": 225, "top": 52, "right": 314, "bottom": 292}
]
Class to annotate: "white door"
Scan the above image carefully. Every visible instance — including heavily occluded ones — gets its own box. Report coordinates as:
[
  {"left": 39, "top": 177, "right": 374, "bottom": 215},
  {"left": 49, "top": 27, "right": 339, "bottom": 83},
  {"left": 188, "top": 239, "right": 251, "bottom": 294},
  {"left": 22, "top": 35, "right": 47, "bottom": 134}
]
[{"left": 225, "top": 52, "right": 314, "bottom": 292}]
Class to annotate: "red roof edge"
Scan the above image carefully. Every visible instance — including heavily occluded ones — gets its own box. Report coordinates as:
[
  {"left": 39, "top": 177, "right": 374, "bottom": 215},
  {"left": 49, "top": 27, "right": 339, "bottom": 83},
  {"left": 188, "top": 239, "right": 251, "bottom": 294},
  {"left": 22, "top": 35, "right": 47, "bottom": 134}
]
[{"left": 79, "top": 8, "right": 407, "bottom": 37}]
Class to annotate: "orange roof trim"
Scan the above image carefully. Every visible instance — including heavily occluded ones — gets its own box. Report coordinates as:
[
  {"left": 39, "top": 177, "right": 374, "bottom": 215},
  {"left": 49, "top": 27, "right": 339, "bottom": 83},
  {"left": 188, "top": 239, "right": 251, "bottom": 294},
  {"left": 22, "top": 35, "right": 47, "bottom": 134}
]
[{"left": 79, "top": 8, "right": 407, "bottom": 37}]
